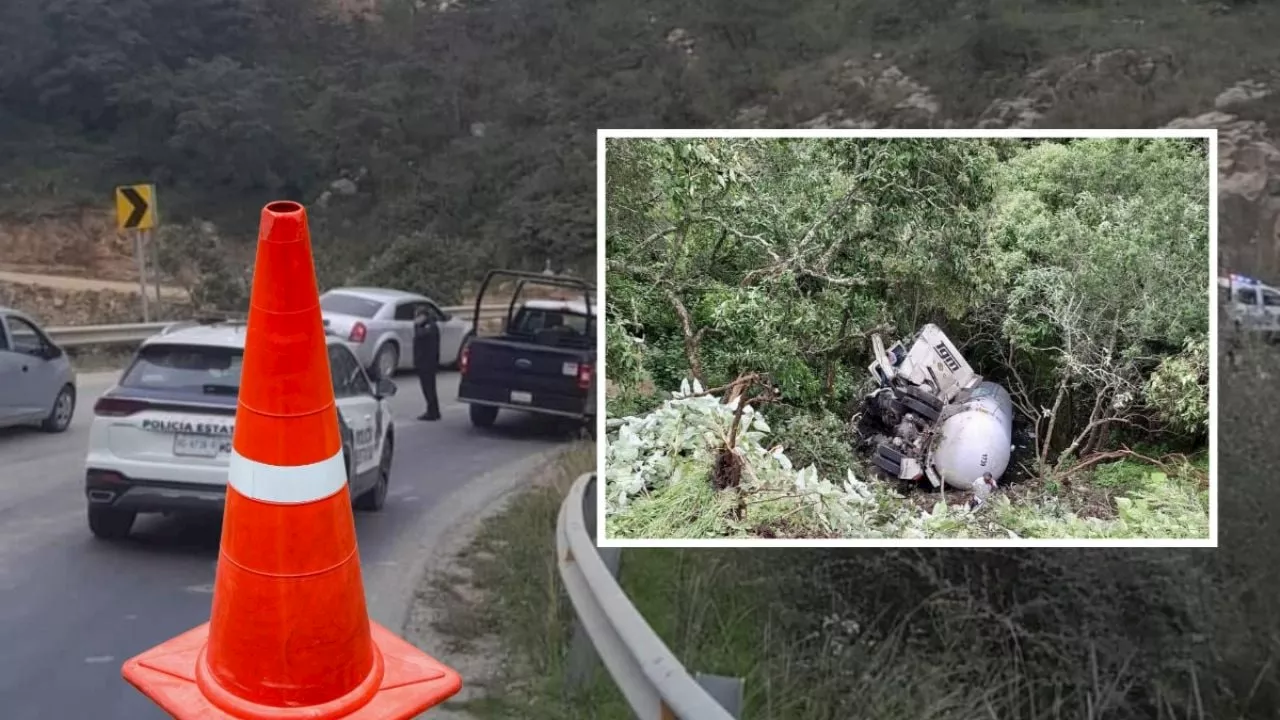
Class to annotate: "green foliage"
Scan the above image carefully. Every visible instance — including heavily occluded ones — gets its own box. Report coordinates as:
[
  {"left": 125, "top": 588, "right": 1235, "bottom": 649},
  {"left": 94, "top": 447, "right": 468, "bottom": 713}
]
[
  {"left": 154, "top": 221, "right": 252, "bottom": 310},
  {"left": 607, "top": 137, "right": 1209, "bottom": 536},
  {"left": 0, "top": 0, "right": 609, "bottom": 295},
  {"left": 606, "top": 137, "right": 1008, "bottom": 417},
  {"left": 771, "top": 408, "right": 855, "bottom": 478},
  {"left": 1145, "top": 336, "right": 1210, "bottom": 435},
  {"left": 610, "top": 136, "right": 1208, "bottom": 439},
  {"left": 605, "top": 385, "right": 1208, "bottom": 539}
]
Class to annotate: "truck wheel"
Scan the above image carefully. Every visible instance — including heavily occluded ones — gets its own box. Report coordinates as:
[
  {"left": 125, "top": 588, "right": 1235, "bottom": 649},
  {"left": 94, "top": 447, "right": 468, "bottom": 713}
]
[
  {"left": 901, "top": 396, "right": 940, "bottom": 423},
  {"left": 875, "top": 444, "right": 907, "bottom": 464},
  {"left": 902, "top": 385, "right": 944, "bottom": 411},
  {"left": 88, "top": 506, "right": 136, "bottom": 540},
  {"left": 871, "top": 454, "right": 901, "bottom": 478},
  {"left": 469, "top": 404, "right": 498, "bottom": 428}
]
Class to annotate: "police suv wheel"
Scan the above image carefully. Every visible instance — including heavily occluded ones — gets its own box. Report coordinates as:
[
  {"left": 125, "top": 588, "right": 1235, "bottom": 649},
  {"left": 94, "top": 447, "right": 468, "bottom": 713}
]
[
  {"left": 355, "top": 438, "right": 392, "bottom": 512},
  {"left": 88, "top": 505, "right": 135, "bottom": 540}
]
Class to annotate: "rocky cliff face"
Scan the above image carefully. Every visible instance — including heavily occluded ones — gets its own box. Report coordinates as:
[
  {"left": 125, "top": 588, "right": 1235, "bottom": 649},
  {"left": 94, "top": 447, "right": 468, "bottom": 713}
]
[
  {"left": 733, "top": 53, "right": 944, "bottom": 129},
  {"left": 0, "top": 280, "right": 193, "bottom": 327},
  {"left": 1165, "top": 82, "right": 1280, "bottom": 277},
  {"left": 976, "top": 48, "right": 1181, "bottom": 128},
  {"left": 0, "top": 209, "right": 138, "bottom": 282}
]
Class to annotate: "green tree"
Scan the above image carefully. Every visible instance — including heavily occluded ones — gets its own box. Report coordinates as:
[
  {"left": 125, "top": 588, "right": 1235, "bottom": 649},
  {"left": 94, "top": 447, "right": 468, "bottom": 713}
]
[{"left": 606, "top": 136, "right": 1209, "bottom": 474}]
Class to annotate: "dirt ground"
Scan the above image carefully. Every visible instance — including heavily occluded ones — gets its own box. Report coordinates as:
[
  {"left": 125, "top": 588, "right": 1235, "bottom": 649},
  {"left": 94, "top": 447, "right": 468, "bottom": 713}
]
[{"left": 404, "top": 445, "right": 592, "bottom": 718}]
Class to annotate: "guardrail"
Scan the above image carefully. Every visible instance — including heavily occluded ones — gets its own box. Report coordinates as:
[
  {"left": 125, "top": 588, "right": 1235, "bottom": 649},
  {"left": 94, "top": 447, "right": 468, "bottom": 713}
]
[
  {"left": 556, "top": 473, "right": 745, "bottom": 719},
  {"left": 44, "top": 304, "right": 512, "bottom": 348}
]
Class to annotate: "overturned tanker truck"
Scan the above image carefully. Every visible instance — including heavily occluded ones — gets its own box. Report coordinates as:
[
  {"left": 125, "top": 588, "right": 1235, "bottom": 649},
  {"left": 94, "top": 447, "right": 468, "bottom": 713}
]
[{"left": 860, "top": 324, "right": 1015, "bottom": 491}]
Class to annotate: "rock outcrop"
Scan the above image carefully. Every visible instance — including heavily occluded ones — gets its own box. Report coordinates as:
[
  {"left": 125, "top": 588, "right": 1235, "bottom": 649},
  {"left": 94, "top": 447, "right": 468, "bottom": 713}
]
[
  {"left": 977, "top": 48, "right": 1180, "bottom": 128},
  {"left": 734, "top": 54, "right": 943, "bottom": 129},
  {"left": 0, "top": 209, "right": 138, "bottom": 282},
  {"left": 1165, "top": 86, "right": 1280, "bottom": 276},
  {"left": 0, "top": 280, "right": 194, "bottom": 327}
]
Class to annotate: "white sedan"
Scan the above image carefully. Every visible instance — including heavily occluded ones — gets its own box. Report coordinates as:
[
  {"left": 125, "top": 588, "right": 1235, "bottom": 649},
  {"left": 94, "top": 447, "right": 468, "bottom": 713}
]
[{"left": 319, "top": 287, "right": 476, "bottom": 379}]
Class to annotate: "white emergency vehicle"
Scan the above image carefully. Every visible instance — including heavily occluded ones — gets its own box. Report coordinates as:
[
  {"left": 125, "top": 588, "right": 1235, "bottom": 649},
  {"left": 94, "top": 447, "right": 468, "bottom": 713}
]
[
  {"left": 1219, "top": 272, "right": 1280, "bottom": 337},
  {"left": 82, "top": 318, "right": 398, "bottom": 540}
]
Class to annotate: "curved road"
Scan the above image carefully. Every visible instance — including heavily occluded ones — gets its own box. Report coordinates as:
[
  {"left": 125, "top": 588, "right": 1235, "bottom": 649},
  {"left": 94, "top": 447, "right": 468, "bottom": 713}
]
[{"left": 0, "top": 369, "right": 564, "bottom": 719}]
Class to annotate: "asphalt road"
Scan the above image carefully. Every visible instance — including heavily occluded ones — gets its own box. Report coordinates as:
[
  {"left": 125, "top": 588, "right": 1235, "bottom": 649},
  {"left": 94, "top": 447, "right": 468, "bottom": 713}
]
[{"left": 0, "top": 368, "right": 566, "bottom": 719}]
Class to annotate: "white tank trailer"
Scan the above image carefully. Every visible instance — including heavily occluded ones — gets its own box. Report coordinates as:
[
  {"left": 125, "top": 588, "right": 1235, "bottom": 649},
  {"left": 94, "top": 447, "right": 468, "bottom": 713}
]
[{"left": 861, "top": 324, "right": 1015, "bottom": 490}]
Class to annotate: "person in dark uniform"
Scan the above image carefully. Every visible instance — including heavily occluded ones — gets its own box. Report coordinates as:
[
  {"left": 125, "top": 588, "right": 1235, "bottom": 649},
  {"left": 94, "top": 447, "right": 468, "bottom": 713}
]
[{"left": 412, "top": 306, "right": 441, "bottom": 421}]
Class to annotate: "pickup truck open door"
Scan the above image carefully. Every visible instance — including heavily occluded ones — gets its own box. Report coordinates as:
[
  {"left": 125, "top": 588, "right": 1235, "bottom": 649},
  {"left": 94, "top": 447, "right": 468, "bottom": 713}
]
[{"left": 457, "top": 270, "right": 598, "bottom": 435}]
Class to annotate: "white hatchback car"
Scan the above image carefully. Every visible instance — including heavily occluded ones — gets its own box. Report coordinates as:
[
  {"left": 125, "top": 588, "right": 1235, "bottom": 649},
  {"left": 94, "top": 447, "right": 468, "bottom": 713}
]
[
  {"left": 0, "top": 306, "right": 77, "bottom": 432},
  {"left": 83, "top": 319, "right": 398, "bottom": 540}
]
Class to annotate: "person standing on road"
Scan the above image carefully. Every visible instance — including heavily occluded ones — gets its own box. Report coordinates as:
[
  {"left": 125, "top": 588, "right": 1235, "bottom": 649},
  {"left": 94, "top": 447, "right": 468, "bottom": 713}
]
[{"left": 412, "top": 305, "right": 441, "bottom": 421}]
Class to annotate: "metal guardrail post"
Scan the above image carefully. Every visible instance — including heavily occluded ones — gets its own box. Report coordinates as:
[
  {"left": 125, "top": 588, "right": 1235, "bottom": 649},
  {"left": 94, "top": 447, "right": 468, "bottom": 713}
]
[{"left": 694, "top": 673, "right": 745, "bottom": 718}]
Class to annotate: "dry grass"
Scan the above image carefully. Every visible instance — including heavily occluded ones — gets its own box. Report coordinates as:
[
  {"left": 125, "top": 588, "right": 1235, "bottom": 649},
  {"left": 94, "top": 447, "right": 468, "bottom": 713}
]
[{"left": 421, "top": 329, "right": 1272, "bottom": 718}]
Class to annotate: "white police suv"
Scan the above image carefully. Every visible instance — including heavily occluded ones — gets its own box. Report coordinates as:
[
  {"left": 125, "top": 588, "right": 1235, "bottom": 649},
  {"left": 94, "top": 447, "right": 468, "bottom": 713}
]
[
  {"left": 83, "top": 318, "right": 398, "bottom": 540},
  {"left": 1220, "top": 272, "right": 1280, "bottom": 337}
]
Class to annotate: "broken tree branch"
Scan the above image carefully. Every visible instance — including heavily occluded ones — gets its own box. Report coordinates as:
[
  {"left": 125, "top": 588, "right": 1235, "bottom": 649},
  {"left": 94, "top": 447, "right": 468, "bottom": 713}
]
[{"left": 1058, "top": 446, "right": 1184, "bottom": 480}]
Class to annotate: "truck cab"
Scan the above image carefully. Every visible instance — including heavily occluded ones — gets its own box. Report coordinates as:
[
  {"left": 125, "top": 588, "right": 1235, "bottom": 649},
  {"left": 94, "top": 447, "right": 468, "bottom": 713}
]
[{"left": 456, "top": 270, "right": 598, "bottom": 435}]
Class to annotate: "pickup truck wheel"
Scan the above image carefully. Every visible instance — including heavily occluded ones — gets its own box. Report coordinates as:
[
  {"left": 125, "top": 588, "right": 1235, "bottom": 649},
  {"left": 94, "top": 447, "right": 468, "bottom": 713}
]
[
  {"left": 469, "top": 404, "right": 498, "bottom": 428},
  {"left": 88, "top": 505, "right": 135, "bottom": 540}
]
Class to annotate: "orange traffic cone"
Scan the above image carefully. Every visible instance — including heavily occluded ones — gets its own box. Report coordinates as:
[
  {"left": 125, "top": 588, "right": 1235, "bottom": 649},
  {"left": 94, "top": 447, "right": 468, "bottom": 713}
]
[{"left": 122, "top": 201, "right": 462, "bottom": 718}]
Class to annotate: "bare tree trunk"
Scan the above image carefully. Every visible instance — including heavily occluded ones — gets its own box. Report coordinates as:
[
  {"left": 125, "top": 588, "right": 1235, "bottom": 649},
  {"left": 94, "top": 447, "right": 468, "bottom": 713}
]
[
  {"left": 1078, "top": 389, "right": 1109, "bottom": 457},
  {"left": 666, "top": 289, "right": 706, "bottom": 386},
  {"left": 1039, "top": 377, "right": 1069, "bottom": 468}
]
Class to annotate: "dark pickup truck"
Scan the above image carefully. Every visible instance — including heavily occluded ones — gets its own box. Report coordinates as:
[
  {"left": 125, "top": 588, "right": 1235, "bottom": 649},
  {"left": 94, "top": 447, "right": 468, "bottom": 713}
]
[{"left": 456, "top": 270, "right": 597, "bottom": 435}]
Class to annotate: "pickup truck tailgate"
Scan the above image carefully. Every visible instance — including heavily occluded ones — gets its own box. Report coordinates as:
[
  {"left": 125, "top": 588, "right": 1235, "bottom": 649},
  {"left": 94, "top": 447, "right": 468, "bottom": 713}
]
[{"left": 459, "top": 338, "right": 591, "bottom": 416}]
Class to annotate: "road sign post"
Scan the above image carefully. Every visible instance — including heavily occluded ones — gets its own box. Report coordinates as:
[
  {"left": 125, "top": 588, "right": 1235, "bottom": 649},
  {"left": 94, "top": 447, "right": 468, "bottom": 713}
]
[
  {"left": 133, "top": 232, "right": 149, "bottom": 321},
  {"left": 115, "top": 184, "right": 158, "bottom": 322},
  {"left": 147, "top": 229, "right": 160, "bottom": 308}
]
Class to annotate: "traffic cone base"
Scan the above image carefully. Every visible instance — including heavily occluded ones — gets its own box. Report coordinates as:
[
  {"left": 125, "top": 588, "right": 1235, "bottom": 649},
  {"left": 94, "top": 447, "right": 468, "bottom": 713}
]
[{"left": 122, "top": 621, "right": 462, "bottom": 720}]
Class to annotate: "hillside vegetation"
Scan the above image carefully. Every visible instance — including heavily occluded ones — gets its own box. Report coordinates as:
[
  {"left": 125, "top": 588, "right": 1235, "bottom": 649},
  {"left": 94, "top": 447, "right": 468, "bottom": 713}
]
[
  {"left": 605, "top": 137, "right": 1210, "bottom": 539},
  {"left": 1, "top": 0, "right": 1276, "bottom": 309}
]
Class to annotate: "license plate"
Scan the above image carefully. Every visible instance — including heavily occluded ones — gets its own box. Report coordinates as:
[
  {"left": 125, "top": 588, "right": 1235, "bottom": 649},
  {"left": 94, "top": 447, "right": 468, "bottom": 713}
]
[
  {"left": 173, "top": 433, "right": 224, "bottom": 458},
  {"left": 510, "top": 391, "right": 533, "bottom": 404},
  {"left": 562, "top": 362, "right": 579, "bottom": 376}
]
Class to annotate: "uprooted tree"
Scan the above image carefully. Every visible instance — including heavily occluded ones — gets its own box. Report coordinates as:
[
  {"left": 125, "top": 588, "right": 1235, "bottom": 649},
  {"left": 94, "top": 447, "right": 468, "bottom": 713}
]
[{"left": 605, "top": 137, "right": 1209, "bottom": 538}]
